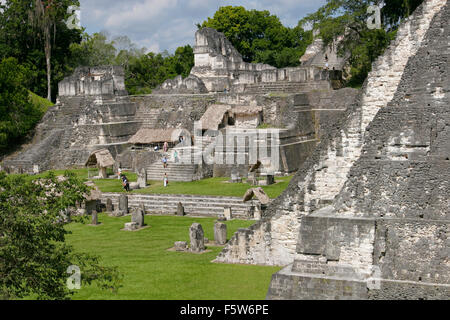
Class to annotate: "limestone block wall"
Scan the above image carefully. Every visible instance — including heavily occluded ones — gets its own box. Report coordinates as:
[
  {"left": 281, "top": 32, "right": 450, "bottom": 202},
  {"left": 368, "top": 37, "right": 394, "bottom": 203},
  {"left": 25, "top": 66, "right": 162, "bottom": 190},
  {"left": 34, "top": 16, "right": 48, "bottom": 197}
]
[
  {"left": 59, "top": 66, "right": 127, "bottom": 97},
  {"left": 214, "top": 0, "right": 445, "bottom": 267},
  {"left": 131, "top": 94, "right": 215, "bottom": 131}
]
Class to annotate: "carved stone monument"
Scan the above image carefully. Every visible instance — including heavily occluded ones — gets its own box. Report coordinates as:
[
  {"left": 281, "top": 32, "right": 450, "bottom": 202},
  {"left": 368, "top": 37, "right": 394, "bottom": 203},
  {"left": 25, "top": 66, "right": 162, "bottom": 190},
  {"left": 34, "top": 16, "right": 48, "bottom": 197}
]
[
  {"left": 189, "top": 223, "right": 205, "bottom": 252},
  {"left": 214, "top": 222, "right": 227, "bottom": 245},
  {"left": 106, "top": 198, "right": 113, "bottom": 212},
  {"left": 131, "top": 207, "right": 145, "bottom": 228},
  {"left": 137, "top": 168, "right": 147, "bottom": 188},
  {"left": 118, "top": 194, "right": 128, "bottom": 215},
  {"left": 177, "top": 202, "right": 185, "bottom": 216}
]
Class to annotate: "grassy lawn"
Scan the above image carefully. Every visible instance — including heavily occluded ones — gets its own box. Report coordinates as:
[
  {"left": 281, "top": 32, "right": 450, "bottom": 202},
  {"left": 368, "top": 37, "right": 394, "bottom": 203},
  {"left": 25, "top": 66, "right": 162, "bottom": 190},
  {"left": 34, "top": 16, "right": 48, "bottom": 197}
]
[
  {"left": 28, "top": 169, "right": 292, "bottom": 199},
  {"left": 133, "top": 177, "right": 292, "bottom": 198},
  {"left": 66, "top": 214, "right": 280, "bottom": 300}
]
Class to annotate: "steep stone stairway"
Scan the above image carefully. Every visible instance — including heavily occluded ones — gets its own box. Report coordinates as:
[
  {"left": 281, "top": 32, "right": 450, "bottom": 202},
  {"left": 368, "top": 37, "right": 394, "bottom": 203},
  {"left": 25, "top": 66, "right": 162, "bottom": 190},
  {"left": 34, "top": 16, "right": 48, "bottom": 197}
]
[
  {"left": 100, "top": 193, "right": 257, "bottom": 218},
  {"left": 146, "top": 159, "right": 199, "bottom": 182},
  {"left": 145, "top": 134, "right": 218, "bottom": 182},
  {"left": 134, "top": 109, "right": 160, "bottom": 128},
  {"left": 215, "top": 0, "right": 447, "bottom": 267}
]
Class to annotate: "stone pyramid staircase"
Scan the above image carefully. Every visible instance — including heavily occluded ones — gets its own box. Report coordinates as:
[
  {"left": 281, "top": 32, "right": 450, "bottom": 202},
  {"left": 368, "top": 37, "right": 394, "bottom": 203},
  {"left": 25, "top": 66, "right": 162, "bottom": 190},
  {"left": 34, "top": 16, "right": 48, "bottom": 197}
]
[{"left": 215, "top": 0, "right": 447, "bottom": 270}]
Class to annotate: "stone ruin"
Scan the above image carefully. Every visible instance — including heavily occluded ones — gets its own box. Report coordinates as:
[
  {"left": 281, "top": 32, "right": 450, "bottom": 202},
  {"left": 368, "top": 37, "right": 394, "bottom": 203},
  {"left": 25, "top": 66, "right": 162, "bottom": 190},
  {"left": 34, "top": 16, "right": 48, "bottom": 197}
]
[
  {"left": 158, "top": 27, "right": 342, "bottom": 94},
  {"left": 214, "top": 222, "right": 227, "bottom": 246},
  {"left": 215, "top": 0, "right": 450, "bottom": 300},
  {"left": 1, "top": 21, "right": 358, "bottom": 180},
  {"left": 189, "top": 223, "right": 206, "bottom": 253},
  {"left": 1, "top": 0, "right": 447, "bottom": 300}
]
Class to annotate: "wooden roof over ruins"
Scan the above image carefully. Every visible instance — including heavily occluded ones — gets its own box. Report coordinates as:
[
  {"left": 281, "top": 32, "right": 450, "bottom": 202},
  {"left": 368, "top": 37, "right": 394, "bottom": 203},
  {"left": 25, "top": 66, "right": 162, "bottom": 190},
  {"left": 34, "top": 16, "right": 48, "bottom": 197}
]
[{"left": 85, "top": 149, "right": 115, "bottom": 168}]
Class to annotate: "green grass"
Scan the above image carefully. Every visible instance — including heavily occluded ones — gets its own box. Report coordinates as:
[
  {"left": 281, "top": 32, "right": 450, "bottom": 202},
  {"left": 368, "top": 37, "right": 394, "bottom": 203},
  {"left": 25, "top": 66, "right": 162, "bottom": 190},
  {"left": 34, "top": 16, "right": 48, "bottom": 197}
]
[
  {"left": 134, "top": 177, "right": 292, "bottom": 199},
  {"left": 25, "top": 169, "right": 293, "bottom": 199},
  {"left": 66, "top": 214, "right": 280, "bottom": 300},
  {"left": 29, "top": 91, "right": 54, "bottom": 113}
]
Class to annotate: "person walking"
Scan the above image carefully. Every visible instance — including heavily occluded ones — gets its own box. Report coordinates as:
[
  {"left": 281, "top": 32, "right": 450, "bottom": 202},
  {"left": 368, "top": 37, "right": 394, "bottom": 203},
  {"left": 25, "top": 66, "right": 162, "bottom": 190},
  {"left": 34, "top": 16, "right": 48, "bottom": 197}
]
[
  {"left": 163, "top": 141, "right": 168, "bottom": 153},
  {"left": 174, "top": 150, "right": 179, "bottom": 163},
  {"left": 121, "top": 174, "right": 130, "bottom": 192},
  {"left": 162, "top": 156, "right": 168, "bottom": 168},
  {"left": 163, "top": 173, "right": 169, "bottom": 187}
]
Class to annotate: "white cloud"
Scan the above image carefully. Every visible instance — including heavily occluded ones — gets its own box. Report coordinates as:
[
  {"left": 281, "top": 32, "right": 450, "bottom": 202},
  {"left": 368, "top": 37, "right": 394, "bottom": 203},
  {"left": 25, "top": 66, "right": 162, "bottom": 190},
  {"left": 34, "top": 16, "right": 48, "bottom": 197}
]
[{"left": 79, "top": 0, "right": 326, "bottom": 53}]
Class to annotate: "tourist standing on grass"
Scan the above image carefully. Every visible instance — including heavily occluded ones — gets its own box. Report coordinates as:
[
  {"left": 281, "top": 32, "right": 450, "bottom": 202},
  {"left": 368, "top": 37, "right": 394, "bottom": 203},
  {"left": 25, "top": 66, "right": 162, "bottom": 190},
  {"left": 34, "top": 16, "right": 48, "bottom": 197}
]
[
  {"left": 117, "top": 167, "right": 122, "bottom": 180},
  {"left": 121, "top": 174, "right": 130, "bottom": 192},
  {"left": 163, "top": 173, "right": 169, "bottom": 187}
]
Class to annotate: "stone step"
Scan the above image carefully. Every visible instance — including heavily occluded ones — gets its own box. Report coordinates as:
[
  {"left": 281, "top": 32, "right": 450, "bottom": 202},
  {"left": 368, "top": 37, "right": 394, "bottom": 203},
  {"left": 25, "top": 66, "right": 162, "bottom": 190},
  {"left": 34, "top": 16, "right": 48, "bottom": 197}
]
[
  {"left": 102, "top": 193, "right": 252, "bottom": 204},
  {"left": 100, "top": 193, "right": 257, "bottom": 218}
]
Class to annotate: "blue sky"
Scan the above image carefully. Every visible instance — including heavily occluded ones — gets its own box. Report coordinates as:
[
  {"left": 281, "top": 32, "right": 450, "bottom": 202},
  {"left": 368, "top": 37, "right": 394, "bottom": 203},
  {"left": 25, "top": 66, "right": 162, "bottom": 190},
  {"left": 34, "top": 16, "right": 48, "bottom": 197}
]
[{"left": 78, "top": 0, "right": 326, "bottom": 53}]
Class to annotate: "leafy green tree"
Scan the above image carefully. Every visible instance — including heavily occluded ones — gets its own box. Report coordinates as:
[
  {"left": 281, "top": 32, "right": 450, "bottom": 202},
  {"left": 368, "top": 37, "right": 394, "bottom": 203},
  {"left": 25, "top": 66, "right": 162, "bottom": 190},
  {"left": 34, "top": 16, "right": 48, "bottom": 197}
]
[
  {"left": 0, "top": 171, "right": 122, "bottom": 300},
  {"left": 0, "top": 58, "right": 43, "bottom": 154},
  {"left": 201, "top": 6, "right": 311, "bottom": 68},
  {"left": 70, "top": 32, "right": 118, "bottom": 67},
  {"left": 300, "top": 0, "right": 421, "bottom": 87},
  {"left": 0, "top": 0, "right": 82, "bottom": 101},
  {"left": 382, "top": 0, "right": 424, "bottom": 29}
]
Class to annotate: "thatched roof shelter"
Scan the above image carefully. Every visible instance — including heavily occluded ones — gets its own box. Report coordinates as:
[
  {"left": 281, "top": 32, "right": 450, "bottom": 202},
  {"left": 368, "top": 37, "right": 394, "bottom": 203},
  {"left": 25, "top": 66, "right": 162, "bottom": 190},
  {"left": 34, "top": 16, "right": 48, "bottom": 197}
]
[
  {"left": 128, "top": 128, "right": 189, "bottom": 145},
  {"left": 232, "top": 105, "right": 263, "bottom": 116},
  {"left": 198, "top": 104, "right": 232, "bottom": 130},
  {"left": 85, "top": 149, "right": 115, "bottom": 168}
]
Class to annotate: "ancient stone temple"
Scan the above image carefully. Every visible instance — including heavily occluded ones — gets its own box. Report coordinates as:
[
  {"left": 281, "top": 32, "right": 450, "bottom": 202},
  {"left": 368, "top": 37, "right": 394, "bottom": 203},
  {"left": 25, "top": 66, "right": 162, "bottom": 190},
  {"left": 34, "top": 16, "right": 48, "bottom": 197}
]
[
  {"left": 158, "top": 27, "right": 342, "bottom": 94},
  {"left": 215, "top": 0, "right": 449, "bottom": 300},
  {"left": 2, "top": 66, "right": 139, "bottom": 173}
]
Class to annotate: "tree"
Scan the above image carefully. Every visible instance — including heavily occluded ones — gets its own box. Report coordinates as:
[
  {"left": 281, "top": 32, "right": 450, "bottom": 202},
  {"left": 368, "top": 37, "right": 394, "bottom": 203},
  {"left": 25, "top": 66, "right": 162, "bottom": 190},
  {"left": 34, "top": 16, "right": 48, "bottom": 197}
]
[
  {"left": 0, "top": 0, "right": 82, "bottom": 101},
  {"left": 201, "top": 6, "right": 311, "bottom": 68},
  {"left": 0, "top": 58, "right": 43, "bottom": 154},
  {"left": 299, "top": 0, "right": 421, "bottom": 86},
  {"left": 29, "top": 0, "right": 80, "bottom": 101},
  {"left": 0, "top": 171, "right": 122, "bottom": 300},
  {"left": 70, "top": 32, "right": 118, "bottom": 67}
]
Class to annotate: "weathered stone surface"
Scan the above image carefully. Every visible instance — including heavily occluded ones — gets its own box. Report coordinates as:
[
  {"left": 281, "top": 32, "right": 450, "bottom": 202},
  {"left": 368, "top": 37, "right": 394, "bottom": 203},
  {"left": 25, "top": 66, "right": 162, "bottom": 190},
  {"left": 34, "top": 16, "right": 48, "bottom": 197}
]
[
  {"left": 177, "top": 202, "right": 185, "bottom": 216},
  {"left": 190, "top": 28, "right": 340, "bottom": 93},
  {"left": 265, "top": 175, "right": 275, "bottom": 186},
  {"left": 174, "top": 241, "right": 188, "bottom": 251},
  {"left": 264, "top": 0, "right": 450, "bottom": 300},
  {"left": 124, "top": 222, "right": 138, "bottom": 231},
  {"left": 106, "top": 198, "right": 113, "bottom": 212},
  {"left": 224, "top": 207, "right": 232, "bottom": 220},
  {"left": 216, "top": 0, "right": 449, "bottom": 301},
  {"left": 137, "top": 168, "right": 147, "bottom": 188},
  {"left": 243, "top": 187, "right": 270, "bottom": 205},
  {"left": 230, "top": 168, "right": 242, "bottom": 183},
  {"left": 154, "top": 74, "right": 208, "bottom": 94},
  {"left": 131, "top": 208, "right": 145, "bottom": 227},
  {"left": 189, "top": 223, "right": 205, "bottom": 252},
  {"left": 214, "top": 222, "right": 227, "bottom": 245},
  {"left": 91, "top": 211, "right": 98, "bottom": 225},
  {"left": 118, "top": 194, "right": 128, "bottom": 215},
  {"left": 129, "top": 182, "right": 140, "bottom": 190},
  {"left": 254, "top": 203, "right": 262, "bottom": 221}
]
